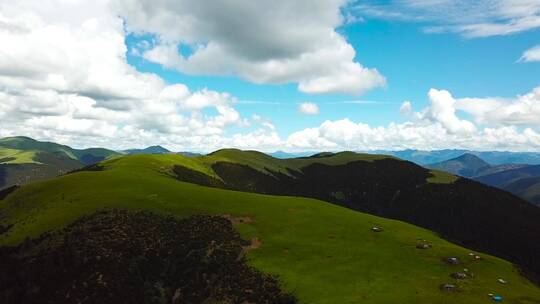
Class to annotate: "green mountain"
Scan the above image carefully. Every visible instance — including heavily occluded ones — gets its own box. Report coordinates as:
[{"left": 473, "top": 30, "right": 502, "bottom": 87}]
[
  {"left": 428, "top": 153, "right": 491, "bottom": 177},
  {"left": 502, "top": 175, "right": 540, "bottom": 206},
  {"left": 122, "top": 145, "right": 171, "bottom": 155},
  {"left": 0, "top": 136, "right": 120, "bottom": 190},
  {"left": 473, "top": 165, "right": 540, "bottom": 206},
  {"left": 1, "top": 151, "right": 539, "bottom": 303},
  {"left": 375, "top": 149, "right": 540, "bottom": 166}
]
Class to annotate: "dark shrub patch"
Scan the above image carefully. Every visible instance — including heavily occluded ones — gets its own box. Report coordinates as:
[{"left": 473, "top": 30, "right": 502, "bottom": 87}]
[
  {"left": 172, "top": 165, "right": 225, "bottom": 189},
  {"left": 0, "top": 209, "right": 295, "bottom": 304},
  {"left": 0, "top": 185, "right": 18, "bottom": 200}
]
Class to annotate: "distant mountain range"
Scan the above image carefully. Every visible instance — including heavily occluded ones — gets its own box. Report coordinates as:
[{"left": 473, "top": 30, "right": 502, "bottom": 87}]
[
  {"left": 3, "top": 136, "right": 540, "bottom": 206},
  {"left": 0, "top": 136, "right": 119, "bottom": 190},
  {"left": 475, "top": 165, "right": 540, "bottom": 206},
  {"left": 371, "top": 149, "right": 540, "bottom": 165},
  {"left": 122, "top": 145, "right": 171, "bottom": 155},
  {"left": 269, "top": 151, "right": 314, "bottom": 159},
  {"left": 423, "top": 152, "right": 540, "bottom": 206},
  {"left": 121, "top": 145, "right": 202, "bottom": 157}
]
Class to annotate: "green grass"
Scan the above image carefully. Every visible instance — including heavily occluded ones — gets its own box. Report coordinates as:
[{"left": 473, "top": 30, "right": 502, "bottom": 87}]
[
  {"left": 427, "top": 169, "right": 459, "bottom": 184},
  {"left": 0, "top": 148, "right": 40, "bottom": 164},
  {"left": 0, "top": 154, "right": 537, "bottom": 303},
  {"left": 0, "top": 136, "right": 120, "bottom": 163}
]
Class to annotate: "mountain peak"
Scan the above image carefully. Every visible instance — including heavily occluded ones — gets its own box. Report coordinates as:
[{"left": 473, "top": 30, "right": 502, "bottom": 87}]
[
  {"left": 123, "top": 145, "right": 171, "bottom": 155},
  {"left": 453, "top": 153, "right": 490, "bottom": 165},
  {"left": 428, "top": 153, "right": 490, "bottom": 178}
]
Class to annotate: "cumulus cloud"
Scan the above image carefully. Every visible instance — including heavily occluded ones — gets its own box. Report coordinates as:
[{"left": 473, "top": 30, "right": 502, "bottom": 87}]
[
  {"left": 1, "top": 0, "right": 540, "bottom": 153},
  {"left": 421, "top": 89, "right": 476, "bottom": 134},
  {"left": 284, "top": 86, "right": 540, "bottom": 152},
  {"left": 455, "top": 87, "right": 540, "bottom": 125},
  {"left": 115, "top": 0, "right": 385, "bottom": 95},
  {"left": 0, "top": 0, "right": 256, "bottom": 151},
  {"left": 520, "top": 45, "right": 540, "bottom": 62},
  {"left": 298, "top": 103, "right": 320, "bottom": 115},
  {"left": 399, "top": 101, "right": 412, "bottom": 116},
  {"left": 354, "top": 0, "right": 540, "bottom": 38}
]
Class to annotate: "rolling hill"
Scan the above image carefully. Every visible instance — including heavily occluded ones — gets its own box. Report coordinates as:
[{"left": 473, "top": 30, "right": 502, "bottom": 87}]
[
  {"left": 503, "top": 176, "right": 540, "bottom": 206},
  {"left": 475, "top": 165, "right": 540, "bottom": 187},
  {"left": 375, "top": 149, "right": 540, "bottom": 166},
  {"left": 1, "top": 151, "right": 540, "bottom": 303},
  {"left": 122, "top": 145, "right": 171, "bottom": 155},
  {"left": 171, "top": 150, "right": 540, "bottom": 279},
  {"left": 0, "top": 136, "right": 120, "bottom": 190},
  {"left": 466, "top": 164, "right": 540, "bottom": 206},
  {"left": 428, "top": 153, "right": 491, "bottom": 177},
  {"left": 425, "top": 153, "right": 540, "bottom": 205},
  {"left": 427, "top": 153, "right": 529, "bottom": 178}
]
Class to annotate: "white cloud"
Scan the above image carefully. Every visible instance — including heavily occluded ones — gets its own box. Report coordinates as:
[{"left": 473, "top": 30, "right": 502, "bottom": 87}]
[
  {"left": 421, "top": 89, "right": 476, "bottom": 134},
  {"left": 521, "top": 45, "right": 540, "bottom": 62},
  {"left": 298, "top": 102, "right": 320, "bottom": 115},
  {"left": 115, "top": 0, "right": 385, "bottom": 95},
  {"left": 284, "top": 86, "right": 540, "bottom": 152},
  {"left": 1, "top": 0, "right": 540, "bottom": 153},
  {"left": 399, "top": 101, "right": 412, "bottom": 116},
  {"left": 0, "top": 0, "right": 256, "bottom": 151},
  {"left": 354, "top": 0, "right": 540, "bottom": 38},
  {"left": 455, "top": 87, "right": 540, "bottom": 125}
]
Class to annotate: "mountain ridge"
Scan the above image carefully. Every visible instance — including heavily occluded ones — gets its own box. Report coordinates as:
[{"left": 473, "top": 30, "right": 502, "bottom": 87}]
[{"left": 1, "top": 152, "right": 539, "bottom": 302}]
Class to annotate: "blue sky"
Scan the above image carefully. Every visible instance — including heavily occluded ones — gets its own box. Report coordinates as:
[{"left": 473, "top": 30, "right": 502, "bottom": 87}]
[
  {"left": 125, "top": 7, "right": 539, "bottom": 139},
  {"left": 1, "top": 0, "right": 540, "bottom": 152}
]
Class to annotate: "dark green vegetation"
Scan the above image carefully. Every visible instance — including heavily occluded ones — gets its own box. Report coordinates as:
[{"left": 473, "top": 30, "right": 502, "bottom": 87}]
[
  {"left": 0, "top": 136, "right": 119, "bottom": 190},
  {"left": 1, "top": 151, "right": 540, "bottom": 303},
  {"left": 0, "top": 209, "right": 295, "bottom": 304}
]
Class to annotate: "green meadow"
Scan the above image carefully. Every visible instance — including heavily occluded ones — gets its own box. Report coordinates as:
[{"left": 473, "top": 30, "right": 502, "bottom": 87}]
[{"left": 1, "top": 154, "right": 539, "bottom": 303}]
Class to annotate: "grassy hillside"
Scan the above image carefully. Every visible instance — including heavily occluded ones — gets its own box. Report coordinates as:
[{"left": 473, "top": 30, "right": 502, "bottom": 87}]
[
  {"left": 0, "top": 137, "right": 121, "bottom": 190},
  {"left": 0, "top": 148, "right": 40, "bottom": 164},
  {"left": 171, "top": 149, "right": 540, "bottom": 279},
  {"left": 1, "top": 154, "right": 539, "bottom": 303},
  {"left": 0, "top": 136, "right": 120, "bottom": 165}
]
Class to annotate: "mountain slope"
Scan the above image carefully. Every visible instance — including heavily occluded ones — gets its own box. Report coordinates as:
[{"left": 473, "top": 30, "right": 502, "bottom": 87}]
[
  {"left": 502, "top": 176, "right": 540, "bottom": 206},
  {"left": 428, "top": 153, "right": 491, "bottom": 177},
  {"left": 1, "top": 154, "right": 539, "bottom": 303},
  {"left": 168, "top": 149, "right": 540, "bottom": 279},
  {"left": 475, "top": 165, "right": 540, "bottom": 187},
  {"left": 474, "top": 165, "right": 540, "bottom": 206},
  {"left": 0, "top": 136, "right": 120, "bottom": 190},
  {"left": 376, "top": 149, "right": 540, "bottom": 165},
  {"left": 122, "top": 145, "right": 171, "bottom": 155},
  {"left": 0, "top": 136, "right": 119, "bottom": 164}
]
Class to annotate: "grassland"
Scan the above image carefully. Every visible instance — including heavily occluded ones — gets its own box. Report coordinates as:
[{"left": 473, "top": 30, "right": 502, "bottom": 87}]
[
  {"left": 1, "top": 154, "right": 538, "bottom": 303},
  {"left": 0, "top": 148, "right": 40, "bottom": 164},
  {"left": 427, "top": 169, "right": 459, "bottom": 184}
]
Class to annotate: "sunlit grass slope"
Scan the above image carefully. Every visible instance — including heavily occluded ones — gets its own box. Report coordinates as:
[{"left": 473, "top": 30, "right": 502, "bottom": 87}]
[
  {"left": 0, "top": 148, "right": 40, "bottom": 164},
  {"left": 1, "top": 154, "right": 538, "bottom": 303}
]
